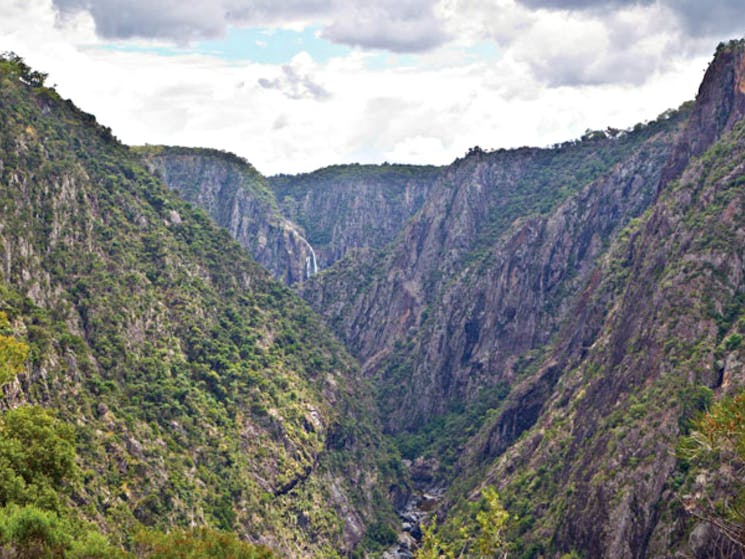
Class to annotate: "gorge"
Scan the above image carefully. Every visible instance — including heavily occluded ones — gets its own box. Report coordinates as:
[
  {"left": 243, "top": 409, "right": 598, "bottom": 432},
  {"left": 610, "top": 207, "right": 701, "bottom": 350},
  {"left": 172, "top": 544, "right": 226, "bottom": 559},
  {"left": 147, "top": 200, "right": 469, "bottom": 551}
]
[{"left": 1, "top": 39, "right": 745, "bottom": 558}]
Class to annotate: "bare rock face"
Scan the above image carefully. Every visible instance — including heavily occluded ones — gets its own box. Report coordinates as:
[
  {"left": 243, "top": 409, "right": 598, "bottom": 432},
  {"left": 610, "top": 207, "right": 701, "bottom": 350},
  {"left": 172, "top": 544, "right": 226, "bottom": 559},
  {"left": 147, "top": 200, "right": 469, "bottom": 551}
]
[
  {"left": 660, "top": 40, "right": 745, "bottom": 188},
  {"left": 455, "top": 40, "right": 745, "bottom": 559},
  {"left": 301, "top": 114, "right": 687, "bottom": 433},
  {"left": 141, "top": 147, "right": 318, "bottom": 284},
  {"left": 269, "top": 164, "right": 440, "bottom": 268},
  {"left": 299, "top": 40, "right": 745, "bottom": 559},
  {"left": 143, "top": 151, "right": 440, "bottom": 285}
]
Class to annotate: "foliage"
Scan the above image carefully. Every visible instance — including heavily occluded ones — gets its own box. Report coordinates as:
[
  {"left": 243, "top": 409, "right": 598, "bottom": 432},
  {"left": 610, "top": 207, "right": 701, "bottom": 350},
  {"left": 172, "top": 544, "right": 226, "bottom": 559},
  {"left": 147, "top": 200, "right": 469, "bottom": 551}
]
[
  {"left": 393, "top": 382, "right": 510, "bottom": 475},
  {"left": 475, "top": 486, "right": 510, "bottom": 558},
  {"left": 416, "top": 515, "right": 450, "bottom": 559},
  {"left": 0, "top": 311, "right": 29, "bottom": 385},
  {"left": 136, "top": 145, "right": 279, "bottom": 212},
  {"left": 270, "top": 163, "right": 441, "bottom": 250},
  {"left": 696, "top": 392, "right": 745, "bottom": 458},
  {"left": 460, "top": 102, "right": 692, "bottom": 264},
  {"left": 0, "top": 406, "right": 76, "bottom": 511},
  {"left": 678, "top": 392, "right": 745, "bottom": 550},
  {"left": 0, "top": 52, "right": 47, "bottom": 87},
  {"left": 0, "top": 55, "right": 399, "bottom": 556},
  {"left": 414, "top": 487, "right": 512, "bottom": 559},
  {"left": 0, "top": 504, "right": 128, "bottom": 559},
  {"left": 133, "top": 527, "right": 275, "bottom": 559},
  {"left": 677, "top": 385, "right": 714, "bottom": 435}
]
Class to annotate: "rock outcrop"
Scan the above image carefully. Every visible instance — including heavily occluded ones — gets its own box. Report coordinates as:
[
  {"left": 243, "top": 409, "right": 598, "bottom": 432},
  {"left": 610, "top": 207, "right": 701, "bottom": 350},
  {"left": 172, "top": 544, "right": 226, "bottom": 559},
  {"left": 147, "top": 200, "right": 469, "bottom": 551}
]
[
  {"left": 301, "top": 111, "right": 689, "bottom": 433},
  {"left": 300, "top": 40, "right": 745, "bottom": 559},
  {"left": 140, "top": 147, "right": 318, "bottom": 284},
  {"left": 270, "top": 164, "right": 441, "bottom": 268},
  {"left": 660, "top": 39, "right": 745, "bottom": 188},
  {"left": 447, "top": 40, "right": 745, "bottom": 559}
]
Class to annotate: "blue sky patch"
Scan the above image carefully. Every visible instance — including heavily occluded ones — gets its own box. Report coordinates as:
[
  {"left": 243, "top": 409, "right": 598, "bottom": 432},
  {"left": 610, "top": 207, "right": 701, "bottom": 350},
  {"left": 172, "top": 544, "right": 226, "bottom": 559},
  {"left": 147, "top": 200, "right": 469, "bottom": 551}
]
[{"left": 96, "top": 25, "right": 351, "bottom": 65}]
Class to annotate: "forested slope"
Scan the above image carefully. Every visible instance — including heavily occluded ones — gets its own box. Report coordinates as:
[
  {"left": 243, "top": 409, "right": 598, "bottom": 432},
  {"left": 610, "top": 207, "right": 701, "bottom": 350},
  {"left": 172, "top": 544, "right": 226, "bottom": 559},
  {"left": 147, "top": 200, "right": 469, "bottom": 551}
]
[{"left": 0, "top": 54, "right": 400, "bottom": 558}]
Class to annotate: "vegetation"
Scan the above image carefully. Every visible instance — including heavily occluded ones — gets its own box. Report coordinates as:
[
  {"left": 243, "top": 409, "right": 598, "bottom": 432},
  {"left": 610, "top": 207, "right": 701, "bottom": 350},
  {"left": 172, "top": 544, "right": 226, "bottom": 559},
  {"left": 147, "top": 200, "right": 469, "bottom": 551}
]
[
  {"left": 679, "top": 391, "right": 745, "bottom": 550},
  {"left": 2, "top": 39, "right": 744, "bottom": 559},
  {"left": 414, "top": 486, "right": 512, "bottom": 559},
  {"left": 0, "top": 311, "right": 29, "bottom": 385},
  {"left": 270, "top": 164, "right": 441, "bottom": 251},
  {"left": 461, "top": 102, "right": 693, "bottom": 264},
  {"left": 135, "top": 145, "right": 279, "bottom": 211},
  {"left": 0, "top": 51, "right": 47, "bottom": 87},
  {"left": 133, "top": 527, "right": 275, "bottom": 559},
  {"left": 0, "top": 52, "right": 398, "bottom": 557}
]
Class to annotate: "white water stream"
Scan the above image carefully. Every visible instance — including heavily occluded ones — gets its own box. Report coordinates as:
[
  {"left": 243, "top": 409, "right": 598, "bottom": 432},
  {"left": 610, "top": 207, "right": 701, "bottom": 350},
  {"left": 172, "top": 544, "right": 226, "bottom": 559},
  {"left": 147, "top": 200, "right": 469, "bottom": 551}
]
[{"left": 304, "top": 239, "right": 318, "bottom": 278}]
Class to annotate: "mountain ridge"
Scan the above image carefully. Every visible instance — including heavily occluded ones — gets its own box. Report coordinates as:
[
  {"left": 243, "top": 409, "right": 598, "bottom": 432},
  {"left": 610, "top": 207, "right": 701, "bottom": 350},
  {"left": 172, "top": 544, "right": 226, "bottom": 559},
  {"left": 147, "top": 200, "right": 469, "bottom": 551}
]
[
  {"left": 0, "top": 54, "right": 401, "bottom": 558},
  {"left": 3, "top": 39, "right": 745, "bottom": 559}
]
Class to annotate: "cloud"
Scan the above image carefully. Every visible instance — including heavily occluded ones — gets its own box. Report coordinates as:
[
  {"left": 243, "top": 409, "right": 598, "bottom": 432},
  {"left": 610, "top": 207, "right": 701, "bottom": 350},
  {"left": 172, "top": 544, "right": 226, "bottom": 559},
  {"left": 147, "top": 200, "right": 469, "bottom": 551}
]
[
  {"left": 510, "top": 5, "right": 680, "bottom": 87},
  {"left": 52, "top": 0, "right": 448, "bottom": 52},
  {"left": 444, "top": 0, "right": 692, "bottom": 87},
  {"left": 258, "top": 52, "right": 330, "bottom": 100},
  {"left": 514, "top": 0, "right": 745, "bottom": 38},
  {"left": 54, "top": 0, "right": 237, "bottom": 42},
  {"left": 3, "top": 0, "right": 722, "bottom": 178},
  {"left": 321, "top": 0, "right": 449, "bottom": 52},
  {"left": 516, "top": 0, "right": 648, "bottom": 11},
  {"left": 670, "top": 0, "right": 745, "bottom": 37}
]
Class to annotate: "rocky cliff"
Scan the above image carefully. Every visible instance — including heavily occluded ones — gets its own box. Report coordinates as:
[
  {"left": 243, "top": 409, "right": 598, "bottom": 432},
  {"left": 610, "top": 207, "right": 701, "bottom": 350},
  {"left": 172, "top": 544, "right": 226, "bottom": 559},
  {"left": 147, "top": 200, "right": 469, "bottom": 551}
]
[
  {"left": 139, "top": 147, "right": 318, "bottom": 284},
  {"left": 661, "top": 39, "right": 745, "bottom": 188},
  {"left": 425, "top": 40, "right": 745, "bottom": 558},
  {"left": 297, "top": 40, "right": 745, "bottom": 559},
  {"left": 140, "top": 150, "right": 441, "bottom": 284},
  {"left": 270, "top": 164, "right": 440, "bottom": 268},
  {"left": 301, "top": 111, "right": 689, "bottom": 435},
  {"left": 4, "top": 37, "right": 745, "bottom": 559}
]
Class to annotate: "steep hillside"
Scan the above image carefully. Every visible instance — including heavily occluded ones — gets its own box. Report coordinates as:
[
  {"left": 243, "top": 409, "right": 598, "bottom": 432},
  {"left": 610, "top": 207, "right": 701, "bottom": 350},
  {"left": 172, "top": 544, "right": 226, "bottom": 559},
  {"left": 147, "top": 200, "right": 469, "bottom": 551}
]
[
  {"left": 301, "top": 106, "right": 690, "bottom": 439},
  {"left": 0, "top": 55, "right": 400, "bottom": 558},
  {"left": 138, "top": 146, "right": 317, "bottom": 284},
  {"left": 269, "top": 164, "right": 441, "bottom": 268},
  {"left": 425, "top": 39, "right": 745, "bottom": 559}
]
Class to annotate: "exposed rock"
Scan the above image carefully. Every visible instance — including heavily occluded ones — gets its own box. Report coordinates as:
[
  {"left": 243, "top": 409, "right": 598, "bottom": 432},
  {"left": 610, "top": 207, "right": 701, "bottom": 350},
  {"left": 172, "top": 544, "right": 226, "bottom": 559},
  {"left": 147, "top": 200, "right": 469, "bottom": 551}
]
[
  {"left": 141, "top": 147, "right": 317, "bottom": 283},
  {"left": 270, "top": 164, "right": 440, "bottom": 268},
  {"left": 660, "top": 40, "right": 745, "bottom": 189},
  {"left": 301, "top": 111, "right": 686, "bottom": 433}
]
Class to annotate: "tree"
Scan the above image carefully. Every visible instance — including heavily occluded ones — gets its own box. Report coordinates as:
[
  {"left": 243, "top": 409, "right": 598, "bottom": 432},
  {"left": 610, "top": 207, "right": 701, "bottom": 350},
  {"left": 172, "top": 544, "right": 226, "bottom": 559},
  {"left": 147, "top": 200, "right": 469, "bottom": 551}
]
[
  {"left": 0, "top": 52, "right": 47, "bottom": 87},
  {"left": 0, "top": 406, "right": 76, "bottom": 510},
  {"left": 414, "top": 487, "right": 512, "bottom": 559},
  {"left": 0, "top": 311, "right": 29, "bottom": 385},
  {"left": 416, "top": 515, "right": 452, "bottom": 559},
  {"left": 679, "top": 391, "right": 745, "bottom": 550},
  {"left": 475, "top": 486, "right": 510, "bottom": 558},
  {"left": 134, "top": 527, "right": 275, "bottom": 559},
  {"left": 0, "top": 504, "right": 129, "bottom": 559}
]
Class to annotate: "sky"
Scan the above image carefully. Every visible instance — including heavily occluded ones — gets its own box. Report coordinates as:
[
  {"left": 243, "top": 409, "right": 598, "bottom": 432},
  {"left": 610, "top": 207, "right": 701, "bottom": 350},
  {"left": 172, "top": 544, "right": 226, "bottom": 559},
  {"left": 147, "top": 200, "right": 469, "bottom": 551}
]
[{"left": 0, "top": 1, "right": 742, "bottom": 175}]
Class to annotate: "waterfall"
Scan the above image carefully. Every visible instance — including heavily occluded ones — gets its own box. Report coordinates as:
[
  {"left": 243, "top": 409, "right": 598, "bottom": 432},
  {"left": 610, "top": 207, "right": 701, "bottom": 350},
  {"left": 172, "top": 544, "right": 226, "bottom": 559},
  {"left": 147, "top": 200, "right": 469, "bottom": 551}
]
[{"left": 304, "top": 240, "right": 318, "bottom": 278}]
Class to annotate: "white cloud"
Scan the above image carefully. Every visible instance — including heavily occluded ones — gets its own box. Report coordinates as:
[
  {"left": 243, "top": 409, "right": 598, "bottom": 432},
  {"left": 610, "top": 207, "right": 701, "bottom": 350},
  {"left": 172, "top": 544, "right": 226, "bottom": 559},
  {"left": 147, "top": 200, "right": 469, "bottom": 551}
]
[
  {"left": 52, "top": 0, "right": 450, "bottom": 53},
  {"left": 514, "top": 0, "right": 745, "bottom": 39},
  {"left": 321, "top": 0, "right": 448, "bottom": 52},
  {"left": 258, "top": 52, "right": 331, "bottom": 100},
  {"left": 0, "top": 0, "right": 729, "bottom": 177}
]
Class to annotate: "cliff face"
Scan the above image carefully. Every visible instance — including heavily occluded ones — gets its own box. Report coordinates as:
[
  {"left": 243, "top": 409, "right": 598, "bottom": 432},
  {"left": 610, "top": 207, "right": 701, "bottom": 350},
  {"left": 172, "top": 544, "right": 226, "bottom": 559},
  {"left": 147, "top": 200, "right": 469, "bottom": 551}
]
[
  {"left": 0, "top": 63, "right": 398, "bottom": 558},
  {"left": 661, "top": 39, "right": 745, "bottom": 188},
  {"left": 297, "top": 42, "right": 745, "bottom": 558},
  {"left": 140, "top": 147, "right": 318, "bottom": 284},
  {"left": 270, "top": 164, "right": 441, "bottom": 268},
  {"left": 301, "top": 113, "right": 688, "bottom": 434},
  {"left": 437, "top": 41, "right": 745, "bottom": 559},
  {"left": 7, "top": 37, "right": 745, "bottom": 559},
  {"left": 141, "top": 151, "right": 441, "bottom": 284}
]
